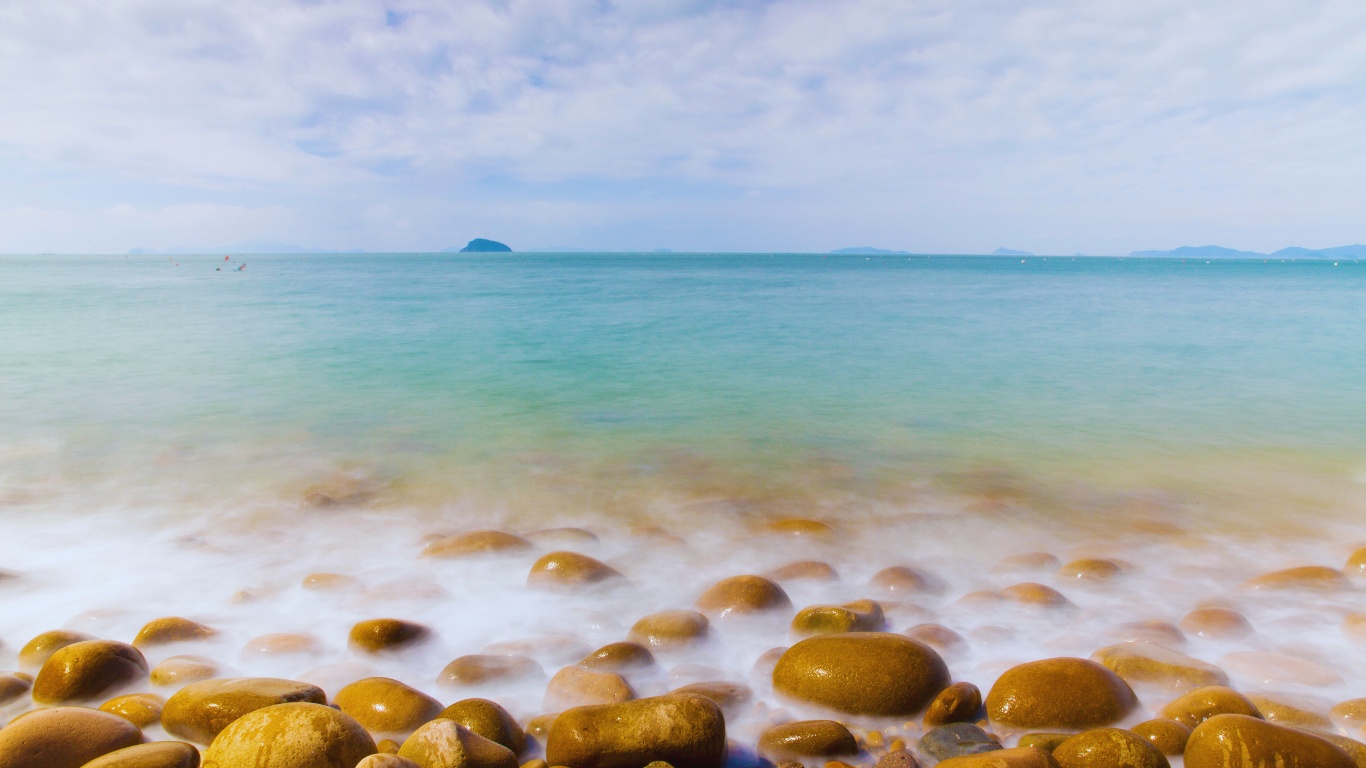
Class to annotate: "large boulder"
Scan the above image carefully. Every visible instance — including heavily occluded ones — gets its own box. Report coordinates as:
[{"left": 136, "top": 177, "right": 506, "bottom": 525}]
[
  {"left": 985, "top": 658, "right": 1136, "bottom": 730},
  {"left": 1090, "top": 641, "right": 1227, "bottom": 692},
  {"left": 0, "top": 706, "right": 143, "bottom": 768},
  {"left": 772, "top": 632, "right": 949, "bottom": 716},
  {"left": 546, "top": 693, "right": 726, "bottom": 768},
  {"left": 32, "top": 640, "right": 148, "bottom": 704},
  {"left": 201, "top": 702, "right": 376, "bottom": 768}
]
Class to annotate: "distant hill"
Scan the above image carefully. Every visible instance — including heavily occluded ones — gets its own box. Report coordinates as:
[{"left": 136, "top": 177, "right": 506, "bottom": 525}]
[
  {"left": 991, "top": 247, "right": 1034, "bottom": 257},
  {"left": 448, "top": 238, "right": 512, "bottom": 253},
  {"left": 1271, "top": 244, "right": 1366, "bottom": 258},
  {"left": 1128, "top": 245, "right": 1265, "bottom": 259},
  {"left": 831, "top": 246, "right": 910, "bottom": 254},
  {"left": 130, "top": 242, "right": 365, "bottom": 255}
]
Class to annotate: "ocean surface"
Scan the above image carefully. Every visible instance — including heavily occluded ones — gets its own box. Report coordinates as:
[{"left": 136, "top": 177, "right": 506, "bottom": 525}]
[{"left": 1, "top": 252, "right": 1365, "bottom": 742}]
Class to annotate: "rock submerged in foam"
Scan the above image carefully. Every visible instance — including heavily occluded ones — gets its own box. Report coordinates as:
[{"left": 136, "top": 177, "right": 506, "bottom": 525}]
[
  {"left": 695, "top": 575, "right": 792, "bottom": 618},
  {"left": 870, "top": 566, "right": 944, "bottom": 595},
  {"left": 772, "top": 632, "right": 949, "bottom": 717},
  {"left": 767, "top": 560, "right": 839, "bottom": 582},
  {"left": 0, "top": 706, "right": 144, "bottom": 768},
  {"left": 1158, "top": 685, "right": 1261, "bottom": 727},
  {"left": 629, "top": 610, "right": 710, "bottom": 650},
  {"left": 350, "top": 618, "right": 431, "bottom": 653},
  {"left": 790, "top": 599, "right": 885, "bottom": 637},
  {"left": 163, "top": 677, "right": 328, "bottom": 744},
  {"left": 1052, "top": 728, "right": 1167, "bottom": 768},
  {"left": 335, "top": 677, "right": 444, "bottom": 737},
  {"left": 1241, "top": 565, "right": 1354, "bottom": 591},
  {"left": 150, "top": 655, "right": 219, "bottom": 686},
  {"left": 580, "top": 641, "right": 656, "bottom": 672},
  {"left": 1183, "top": 714, "right": 1354, "bottom": 768},
  {"left": 757, "top": 720, "right": 859, "bottom": 763},
  {"left": 527, "top": 551, "right": 623, "bottom": 589},
  {"left": 422, "top": 530, "right": 533, "bottom": 558},
  {"left": 1057, "top": 559, "right": 1123, "bottom": 581},
  {"left": 545, "top": 665, "right": 635, "bottom": 710},
  {"left": 545, "top": 693, "right": 726, "bottom": 768},
  {"left": 985, "top": 658, "right": 1136, "bottom": 730},
  {"left": 201, "top": 702, "right": 376, "bottom": 768},
  {"left": 18, "top": 628, "right": 96, "bottom": 672},
  {"left": 1089, "top": 641, "right": 1227, "bottom": 692},
  {"left": 100, "top": 692, "right": 166, "bottom": 727},
  {"left": 439, "top": 654, "right": 544, "bottom": 688},
  {"left": 80, "top": 741, "right": 201, "bottom": 768},
  {"left": 436, "top": 698, "right": 527, "bottom": 755},
  {"left": 0, "top": 672, "right": 32, "bottom": 705},
  {"left": 1178, "top": 607, "right": 1253, "bottom": 639},
  {"left": 32, "top": 639, "right": 149, "bottom": 704},
  {"left": 132, "top": 617, "right": 218, "bottom": 648},
  {"left": 398, "top": 721, "right": 519, "bottom": 768}
]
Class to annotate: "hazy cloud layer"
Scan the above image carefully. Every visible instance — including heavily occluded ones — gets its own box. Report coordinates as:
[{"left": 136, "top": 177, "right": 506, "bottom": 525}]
[{"left": 1, "top": 0, "right": 1363, "bottom": 253}]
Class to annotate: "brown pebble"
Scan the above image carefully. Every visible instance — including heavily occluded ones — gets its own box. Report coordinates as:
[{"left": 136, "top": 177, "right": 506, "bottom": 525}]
[
  {"left": 1246, "top": 693, "right": 1332, "bottom": 728},
  {"left": 1184, "top": 714, "right": 1353, "bottom": 768},
  {"left": 772, "top": 632, "right": 949, "bottom": 717},
  {"left": 1001, "top": 583, "right": 1072, "bottom": 608},
  {"left": 870, "top": 566, "right": 945, "bottom": 596},
  {"left": 1346, "top": 546, "right": 1366, "bottom": 575},
  {"left": 0, "top": 706, "right": 143, "bottom": 768},
  {"left": 1051, "top": 728, "right": 1167, "bottom": 768},
  {"left": 162, "top": 677, "right": 328, "bottom": 744},
  {"left": 439, "top": 654, "right": 545, "bottom": 688},
  {"left": 791, "top": 600, "right": 885, "bottom": 637},
  {"left": 0, "top": 672, "right": 32, "bottom": 705},
  {"left": 580, "top": 641, "right": 655, "bottom": 672},
  {"left": 904, "top": 624, "right": 969, "bottom": 657},
  {"left": 991, "top": 553, "right": 1062, "bottom": 575},
  {"left": 32, "top": 640, "right": 149, "bottom": 704},
  {"left": 1129, "top": 719, "right": 1190, "bottom": 756},
  {"left": 242, "top": 632, "right": 322, "bottom": 656},
  {"left": 422, "top": 530, "right": 534, "bottom": 558},
  {"left": 936, "top": 746, "right": 1060, "bottom": 767},
  {"left": 629, "top": 611, "right": 711, "bottom": 650},
  {"left": 525, "top": 713, "right": 558, "bottom": 740},
  {"left": 1057, "top": 559, "right": 1122, "bottom": 581},
  {"left": 438, "top": 698, "right": 527, "bottom": 755},
  {"left": 985, "top": 658, "right": 1137, "bottom": 730},
  {"left": 761, "top": 518, "right": 835, "bottom": 537},
  {"left": 1108, "top": 621, "right": 1186, "bottom": 647},
  {"left": 1331, "top": 698, "right": 1366, "bottom": 729},
  {"left": 150, "top": 655, "right": 218, "bottom": 687},
  {"left": 1179, "top": 607, "right": 1253, "bottom": 639},
  {"left": 527, "top": 551, "right": 622, "bottom": 589},
  {"left": 80, "top": 741, "right": 201, "bottom": 768},
  {"left": 302, "top": 572, "right": 361, "bottom": 591},
  {"left": 201, "top": 701, "right": 378, "bottom": 767},
  {"left": 336, "top": 677, "right": 444, "bottom": 737},
  {"left": 18, "top": 629, "right": 97, "bottom": 673},
  {"left": 527, "top": 527, "right": 601, "bottom": 547},
  {"left": 1158, "top": 686, "right": 1262, "bottom": 728},
  {"left": 695, "top": 575, "right": 792, "bottom": 618},
  {"left": 768, "top": 561, "right": 840, "bottom": 582},
  {"left": 377, "top": 738, "right": 402, "bottom": 753},
  {"left": 544, "top": 666, "right": 635, "bottom": 710},
  {"left": 100, "top": 692, "right": 166, "bottom": 728},
  {"left": 924, "top": 682, "right": 983, "bottom": 727},
  {"left": 873, "top": 751, "right": 920, "bottom": 768},
  {"left": 758, "top": 720, "right": 859, "bottom": 762},
  {"left": 1343, "top": 613, "right": 1366, "bottom": 641},
  {"left": 545, "top": 693, "right": 726, "bottom": 768},
  {"left": 358, "top": 755, "right": 421, "bottom": 768},
  {"left": 1090, "top": 641, "right": 1227, "bottom": 693},
  {"left": 1241, "top": 565, "right": 1354, "bottom": 591},
  {"left": 350, "top": 618, "right": 431, "bottom": 653},
  {"left": 132, "top": 617, "right": 217, "bottom": 649},
  {"left": 1016, "top": 733, "right": 1070, "bottom": 752}
]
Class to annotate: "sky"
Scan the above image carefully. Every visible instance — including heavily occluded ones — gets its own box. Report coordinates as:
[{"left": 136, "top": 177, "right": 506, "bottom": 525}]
[{"left": 1, "top": 0, "right": 1364, "bottom": 255}]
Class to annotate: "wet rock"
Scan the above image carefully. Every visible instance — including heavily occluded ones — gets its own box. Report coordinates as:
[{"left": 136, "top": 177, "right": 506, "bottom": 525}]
[
  {"left": 0, "top": 706, "right": 143, "bottom": 768},
  {"left": 1242, "top": 566, "right": 1354, "bottom": 591},
  {"left": 695, "top": 575, "right": 792, "bottom": 618},
  {"left": 350, "top": 619, "right": 431, "bottom": 653},
  {"left": 1130, "top": 719, "right": 1190, "bottom": 756},
  {"left": 545, "top": 693, "right": 726, "bottom": 768},
  {"left": 790, "top": 600, "right": 885, "bottom": 637},
  {"left": 1184, "top": 714, "right": 1353, "bottom": 768},
  {"left": 1090, "top": 641, "right": 1227, "bottom": 693},
  {"left": 0, "top": 671, "right": 32, "bottom": 705},
  {"left": 359, "top": 756, "right": 423, "bottom": 768},
  {"left": 767, "top": 561, "right": 839, "bottom": 582},
  {"left": 985, "top": 658, "right": 1137, "bottom": 730},
  {"left": 525, "top": 713, "right": 558, "bottom": 741},
  {"left": 869, "top": 566, "right": 945, "bottom": 596},
  {"left": 904, "top": 624, "right": 969, "bottom": 657},
  {"left": 992, "top": 553, "right": 1062, "bottom": 575},
  {"left": 242, "top": 632, "right": 322, "bottom": 656},
  {"left": 163, "top": 677, "right": 328, "bottom": 744},
  {"left": 1057, "top": 559, "right": 1122, "bottom": 581},
  {"left": 919, "top": 723, "right": 1001, "bottom": 761},
  {"left": 874, "top": 750, "right": 920, "bottom": 768},
  {"left": 32, "top": 640, "right": 149, "bottom": 704},
  {"left": 132, "top": 617, "right": 217, "bottom": 649},
  {"left": 1158, "top": 686, "right": 1261, "bottom": 728},
  {"left": 336, "top": 677, "right": 445, "bottom": 737},
  {"left": 761, "top": 518, "right": 835, "bottom": 538},
  {"left": 422, "top": 530, "right": 533, "bottom": 558},
  {"left": 439, "top": 655, "right": 544, "bottom": 688},
  {"left": 1248, "top": 694, "right": 1332, "bottom": 728},
  {"left": 1179, "top": 607, "right": 1253, "bottom": 639},
  {"left": 485, "top": 636, "right": 594, "bottom": 664},
  {"left": 1017, "top": 734, "right": 1070, "bottom": 752},
  {"left": 399, "top": 720, "right": 521, "bottom": 768},
  {"left": 201, "top": 702, "right": 377, "bottom": 768},
  {"left": 545, "top": 666, "right": 635, "bottom": 710},
  {"left": 17, "top": 628, "right": 96, "bottom": 673},
  {"left": 758, "top": 720, "right": 859, "bottom": 762},
  {"left": 150, "top": 655, "right": 219, "bottom": 687},
  {"left": 1332, "top": 698, "right": 1366, "bottom": 729},
  {"left": 670, "top": 682, "right": 753, "bottom": 716},
  {"left": 1109, "top": 621, "right": 1186, "bottom": 647},
  {"left": 1052, "top": 729, "right": 1166, "bottom": 768},
  {"left": 772, "top": 632, "right": 949, "bottom": 717},
  {"left": 580, "top": 641, "right": 655, "bottom": 672},
  {"left": 629, "top": 611, "right": 711, "bottom": 651},
  {"left": 936, "top": 747, "right": 1060, "bottom": 767},
  {"left": 527, "top": 551, "right": 622, "bottom": 589},
  {"left": 1001, "top": 583, "right": 1072, "bottom": 608},
  {"left": 99, "top": 692, "right": 166, "bottom": 728},
  {"left": 80, "top": 741, "right": 201, "bottom": 768},
  {"left": 1313, "top": 732, "right": 1366, "bottom": 768},
  {"left": 1220, "top": 651, "right": 1342, "bottom": 687},
  {"left": 1347, "top": 547, "right": 1366, "bottom": 575},
  {"left": 303, "top": 572, "right": 362, "bottom": 591},
  {"left": 924, "top": 682, "right": 984, "bottom": 727},
  {"left": 437, "top": 698, "right": 527, "bottom": 755}
]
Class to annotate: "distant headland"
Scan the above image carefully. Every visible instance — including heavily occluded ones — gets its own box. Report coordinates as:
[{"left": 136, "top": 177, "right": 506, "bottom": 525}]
[{"left": 448, "top": 238, "right": 512, "bottom": 253}]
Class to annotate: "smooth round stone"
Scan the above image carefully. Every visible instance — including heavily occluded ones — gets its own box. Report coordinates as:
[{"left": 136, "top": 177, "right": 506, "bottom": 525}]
[
  {"left": 545, "top": 693, "right": 726, "bottom": 768},
  {"left": 422, "top": 530, "right": 533, "bottom": 558},
  {"left": 302, "top": 572, "right": 361, "bottom": 591},
  {"left": 18, "top": 629, "right": 96, "bottom": 673},
  {"left": 525, "top": 713, "right": 558, "bottom": 741},
  {"left": 437, "top": 698, "right": 527, "bottom": 755},
  {"left": 670, "top": 681, "right": 753, "bottom": 715},
  {"left": 399, "top": 721, "right": 519, "bottom": 768},
  {"left": 580, "top": 641, "right": 656, "bottom": 672},
  {"left": 350, "top": 619, "right": 431, "bottom": 653},
  {"left": 1090, "top": 641, "right": 1227, "bottom": 693},
  {"left": 869, "top": 566, "right": 945, "bottom": 595},
  {"left": 150, "top": 655, "right": 219, "bottom": 687},
  {"left": 767, "top": 561, "right": 839, "bottom": 582},
  {"left": 163, "top": 677, "right": 328, "bottom": 744},
  {"left": 1158, "top": 686, "right": 1261, "bottom": 728},
  {"left": 358, "top": 756, "right": 422, "bottom": 768},
  {"left": 100, "top": 692, "right": 166, "bottom": 728},
  {"left": 1332, "top": 698, "right": 1366, "bottom": 728},
  {"left": 1316, "top": 732, "right": 1366, "bottom": 767},
  {"left": 201, "top": 702, "right": 377, "bottom": 768},
  {"left": 919, "top": 723, "right": 1001, "bottom": 761},
  {"left": 758, "top": 720, "right": 859, "bottom": 762},
  {"left": 1343, "top": 613, "right": 1366, "bottom": 640},
  {"left": 1347, "top": 547, "right": 1366, "bottom": 575},
  {"left": 904, "top": 624, "right": 969, "bottom": 657},
  {"left": 1001, "top": 583, "right": 1072, "bottom": 608},
  {"left": 0, "top": 672, "right": 32, "bottom": 705},
  {"left": 132, "top": 617, "right": 217, "bottom": 649},
  {"left": 1179, "top": 607, "right": 1253, "bottom": 639},
  {"left": 545, "top": 666, "right": 636, "bottom": 710},
  {"left": 33, "top": 640, "right": 149, "bottom": 704},
  {"left": 937, "top": 747, "right": 1060, "bottom": 767},
  {"left": 1017, "top": 734, "right": 1070, "bottom": 752},
  {"left": 1241, "top": 566, "right": 1354, "bottom": 591},
  {"left": 439, "top": 654, "right": 544, "bottom": 687},
  {"left": 527, "top": 551, "right": 622, "bottom": 589},
  {"left": 985, "top": 658, "right": 1137, "bottom": 730},
  {"left": 629, "top": 611, "right": 711, "bottom": 650},
  {"left": 1130, "top": 719, "right": 1190, "bottom": 756},
  {"left": 772, "top": 632, "right": 949, "bottom": 717},
  {"left": 992, "top": 553, "right": 1062, "bottom": 575},
  {"left": 790, "top": 600, "right": 885, "bottom": 637},
  {"left": 485, "top": 635, "right": 595, "bottom": 664},
  {"left": 81, "top": 741, "right": 201, "bottom": 768},
  {"left": 0, "top": 706, "right": 143, "bottom": 768},
  {"left": 760, "top": 518, "right": 835, "bottom": 537},
  {"left": 1184, "top": 714, "right": 1354, "bottom": 768},
  {"left": 1057, "top": 559, "right": 1123, "bottom": 581},
  {"left": 243, "top": 632, "right": 322, "bottom": 656},
  {"left": 1052, "top": 728, "right": 1166, "bottom": 768},
  {"left": 335, "top": 677, "right": 444, "bottom": 737},
  {"left": 1219, "top": 651, "right": 1342, "bottom": 687},
  {"left": 1247, "top": 693, "right": 1332, "bottom": 728},
  {"left": 694, "top": 575, "right": 792, "bottom": 618},
  {"left": 924, "top": 682, "right": 983, "bottom": 727},
  {"left": 1109, "top": 621, "right": 1186, "bottom": 647}
]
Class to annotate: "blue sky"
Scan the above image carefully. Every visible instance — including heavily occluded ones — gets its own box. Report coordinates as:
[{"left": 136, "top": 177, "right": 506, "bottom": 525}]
[{"left": 1, "top": 0, "right": 1363, "bottom": 254}]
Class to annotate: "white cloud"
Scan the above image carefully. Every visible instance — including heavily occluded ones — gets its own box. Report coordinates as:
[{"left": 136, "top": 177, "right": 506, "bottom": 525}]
[{"left": 1, "top": 0, "right": 1363, "bottom": 253}]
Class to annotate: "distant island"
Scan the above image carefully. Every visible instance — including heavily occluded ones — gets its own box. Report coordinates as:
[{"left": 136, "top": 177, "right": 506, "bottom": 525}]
[
  {"left": 1129, "top": 244, "right": 1366, "bottom": 259},
  {"left": 991, "top": 247, "right": 1034, "bottom": 257},
  {"left": 449, "top": 238, "right": 512, "bottom": 253},
  {"left": 831, "top": 246, "right": 910, "bottom": 254}
]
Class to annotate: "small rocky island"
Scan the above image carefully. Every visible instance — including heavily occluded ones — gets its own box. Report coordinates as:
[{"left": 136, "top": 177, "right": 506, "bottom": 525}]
[{"left": 457, "top": 238, "right": 512, "bottom": 253}]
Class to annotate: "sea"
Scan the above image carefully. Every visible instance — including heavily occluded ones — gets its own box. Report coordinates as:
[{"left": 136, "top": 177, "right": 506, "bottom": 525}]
[{"left": 1, "top": 252, "right": 1364, "bottom": 741}]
